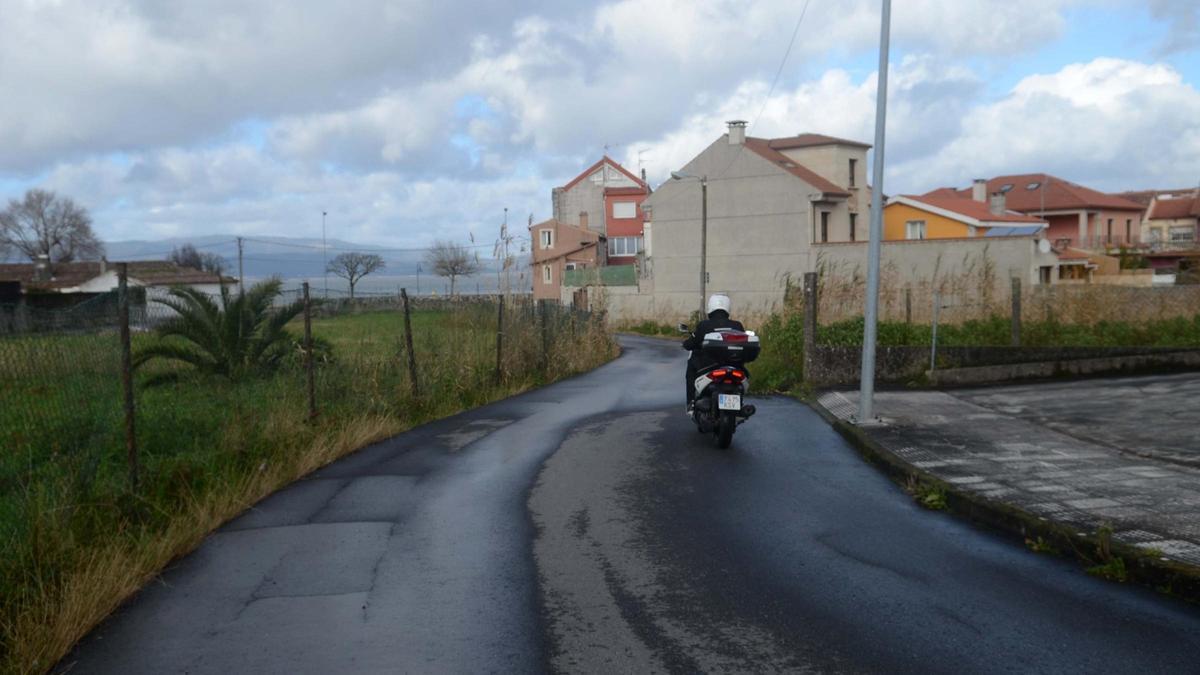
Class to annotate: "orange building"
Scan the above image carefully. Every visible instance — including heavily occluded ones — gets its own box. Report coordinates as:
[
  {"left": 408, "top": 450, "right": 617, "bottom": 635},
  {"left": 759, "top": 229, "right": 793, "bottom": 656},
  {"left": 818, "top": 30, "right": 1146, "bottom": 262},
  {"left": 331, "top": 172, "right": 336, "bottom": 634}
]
[{"left": 883, "top": 194, "right": 1046, "bottom": 241}]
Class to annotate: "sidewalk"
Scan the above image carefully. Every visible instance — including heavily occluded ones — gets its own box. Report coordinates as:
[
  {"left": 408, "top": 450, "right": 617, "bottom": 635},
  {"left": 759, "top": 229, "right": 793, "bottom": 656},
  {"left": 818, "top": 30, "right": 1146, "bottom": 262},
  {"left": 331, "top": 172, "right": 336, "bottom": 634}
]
[{"left": 817, "top": 384, "right": 1200, "bottom": 570}]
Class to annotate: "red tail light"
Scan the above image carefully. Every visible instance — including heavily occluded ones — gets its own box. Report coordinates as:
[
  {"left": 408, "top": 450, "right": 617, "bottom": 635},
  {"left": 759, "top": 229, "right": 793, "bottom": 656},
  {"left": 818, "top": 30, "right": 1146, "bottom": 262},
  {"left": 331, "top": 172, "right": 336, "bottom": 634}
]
[
  {"left": 730, "top": 369, "right": 746, "bottom": 380},
  {"left": 711, "top": 369, "right": 727, "bottom": 379},
  {"left": 721, "top": 333, "right": 748, "bottom": 342}
]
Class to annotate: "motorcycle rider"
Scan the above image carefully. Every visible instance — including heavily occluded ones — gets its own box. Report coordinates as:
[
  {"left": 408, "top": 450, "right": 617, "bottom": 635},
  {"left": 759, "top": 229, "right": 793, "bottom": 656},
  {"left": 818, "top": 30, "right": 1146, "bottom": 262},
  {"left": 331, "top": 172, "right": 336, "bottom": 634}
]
[{"left": 682, "top": 293, "right": 745, "bottom": 414}]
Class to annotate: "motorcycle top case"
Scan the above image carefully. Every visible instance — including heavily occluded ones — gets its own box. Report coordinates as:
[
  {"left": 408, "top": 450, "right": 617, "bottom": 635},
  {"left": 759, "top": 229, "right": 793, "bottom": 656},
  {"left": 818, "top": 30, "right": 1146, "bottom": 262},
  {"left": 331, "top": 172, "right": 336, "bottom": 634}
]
[{"left": 701, "top": 329, "right": 760, "bottom": 364}]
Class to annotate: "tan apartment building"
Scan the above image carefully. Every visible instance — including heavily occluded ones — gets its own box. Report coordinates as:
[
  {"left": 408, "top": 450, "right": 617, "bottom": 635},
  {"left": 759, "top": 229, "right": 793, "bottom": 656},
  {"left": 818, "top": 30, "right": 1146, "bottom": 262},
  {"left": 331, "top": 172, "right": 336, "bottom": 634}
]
[{"left": 634, "top": 121, "right": 870, "bottom": 317}]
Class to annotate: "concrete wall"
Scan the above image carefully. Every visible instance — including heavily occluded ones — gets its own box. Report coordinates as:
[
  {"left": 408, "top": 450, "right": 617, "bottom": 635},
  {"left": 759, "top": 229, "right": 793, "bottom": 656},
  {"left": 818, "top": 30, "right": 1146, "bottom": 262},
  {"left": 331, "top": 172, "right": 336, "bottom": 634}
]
[{"left": 814, "top": 235, "right": 1057, "bottom": 293}]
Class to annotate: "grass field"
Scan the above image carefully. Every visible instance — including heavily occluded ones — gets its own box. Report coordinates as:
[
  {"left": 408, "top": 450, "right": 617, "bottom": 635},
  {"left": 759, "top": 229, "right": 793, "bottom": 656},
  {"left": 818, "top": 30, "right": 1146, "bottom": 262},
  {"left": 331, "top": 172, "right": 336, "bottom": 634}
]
[{"left": 0, "top": 303, "right": 614, "bottom": 674}]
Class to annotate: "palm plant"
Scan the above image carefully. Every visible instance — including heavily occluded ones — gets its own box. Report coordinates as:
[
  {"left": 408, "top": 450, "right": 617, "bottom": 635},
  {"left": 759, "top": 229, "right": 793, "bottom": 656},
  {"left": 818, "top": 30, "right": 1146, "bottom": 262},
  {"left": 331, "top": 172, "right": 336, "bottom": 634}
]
[{"left": 134, "top": 279, "right": 307, "bottom": 381}]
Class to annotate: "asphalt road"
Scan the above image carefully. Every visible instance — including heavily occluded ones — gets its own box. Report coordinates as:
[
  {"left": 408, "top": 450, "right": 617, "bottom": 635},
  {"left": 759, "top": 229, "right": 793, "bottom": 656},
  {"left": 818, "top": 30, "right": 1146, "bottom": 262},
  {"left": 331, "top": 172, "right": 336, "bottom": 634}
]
[{"left": 62, "top": 335, "right": 1200, "bottom": 674}]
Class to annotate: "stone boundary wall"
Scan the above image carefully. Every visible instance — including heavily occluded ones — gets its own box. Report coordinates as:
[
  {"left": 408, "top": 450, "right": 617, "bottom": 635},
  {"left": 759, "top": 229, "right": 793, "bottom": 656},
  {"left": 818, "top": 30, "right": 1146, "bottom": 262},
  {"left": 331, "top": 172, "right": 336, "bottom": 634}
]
[{"left": 809, "top": 345, "right": 1200, "bottom": 387}]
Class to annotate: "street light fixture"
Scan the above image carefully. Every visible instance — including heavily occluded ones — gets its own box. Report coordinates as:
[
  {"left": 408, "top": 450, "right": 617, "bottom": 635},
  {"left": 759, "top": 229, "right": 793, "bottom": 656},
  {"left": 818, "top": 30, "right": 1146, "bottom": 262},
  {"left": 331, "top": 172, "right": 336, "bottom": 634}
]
[{"left": 671, "top": 171, "right": 708, "bottom": 318}]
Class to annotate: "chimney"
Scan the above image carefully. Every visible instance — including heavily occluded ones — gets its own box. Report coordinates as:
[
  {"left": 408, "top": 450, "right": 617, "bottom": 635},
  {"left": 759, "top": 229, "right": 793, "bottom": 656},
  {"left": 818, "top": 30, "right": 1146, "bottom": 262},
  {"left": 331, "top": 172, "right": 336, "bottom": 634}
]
[
  {"left": 989, "top": 191, "right": 1007, "bottom": 216},
  {"left": 972, "top": 179, "right": 987, "bottom": 203},
  {"left": 726, "top": 120, "right": 747, "bottom": 145},
  {"left": 579, "top": 211, "right": 589, "bottom": 230},
  {"left": 640, "top": 168, "right": 647, "bottom": 183},
  {"left": 34, "top": 254, "right": 50, "bottom": 282}
]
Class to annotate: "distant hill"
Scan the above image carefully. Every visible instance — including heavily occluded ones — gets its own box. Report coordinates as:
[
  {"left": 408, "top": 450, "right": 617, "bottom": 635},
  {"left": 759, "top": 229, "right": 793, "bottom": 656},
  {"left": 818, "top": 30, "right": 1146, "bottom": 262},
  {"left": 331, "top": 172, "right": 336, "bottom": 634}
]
[
  {"left": 102, "top": 234, "right": 517, "bottom": 279},
  {"left": 1, "top": 234, "right": 530, "bottom": 295}
]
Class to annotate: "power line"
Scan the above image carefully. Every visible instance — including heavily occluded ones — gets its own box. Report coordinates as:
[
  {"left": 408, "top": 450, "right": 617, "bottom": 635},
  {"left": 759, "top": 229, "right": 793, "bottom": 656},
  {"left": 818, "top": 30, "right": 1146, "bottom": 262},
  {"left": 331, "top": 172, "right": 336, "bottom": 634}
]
[{"left": 648, "top": 2, "right": 814, "bottom": 215}]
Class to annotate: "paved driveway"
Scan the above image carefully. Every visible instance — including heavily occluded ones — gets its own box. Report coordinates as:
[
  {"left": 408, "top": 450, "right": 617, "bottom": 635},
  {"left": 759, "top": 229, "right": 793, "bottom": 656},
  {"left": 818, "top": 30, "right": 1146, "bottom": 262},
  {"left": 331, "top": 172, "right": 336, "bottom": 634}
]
[{"left": 959, "top": 372, "right": 1200, "bottom": 467}]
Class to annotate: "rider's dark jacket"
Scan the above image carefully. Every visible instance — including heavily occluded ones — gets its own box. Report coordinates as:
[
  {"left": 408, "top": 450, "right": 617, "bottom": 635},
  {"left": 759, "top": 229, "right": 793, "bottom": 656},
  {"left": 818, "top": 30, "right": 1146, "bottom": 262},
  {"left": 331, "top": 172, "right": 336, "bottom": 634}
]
[{"left": 683, "top": 311, "right": 745, "bottom": 370}]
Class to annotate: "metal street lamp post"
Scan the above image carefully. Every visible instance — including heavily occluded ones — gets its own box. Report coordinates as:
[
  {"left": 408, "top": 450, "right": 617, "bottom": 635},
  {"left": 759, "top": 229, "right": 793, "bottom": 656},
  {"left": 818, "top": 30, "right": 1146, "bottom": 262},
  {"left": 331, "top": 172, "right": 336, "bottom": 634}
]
[
  {"left": 858, "top": 0, "right": 892, "bottom": 423},
  {"left": 671, "top": 171, "right": 708, "bottom": 318}
]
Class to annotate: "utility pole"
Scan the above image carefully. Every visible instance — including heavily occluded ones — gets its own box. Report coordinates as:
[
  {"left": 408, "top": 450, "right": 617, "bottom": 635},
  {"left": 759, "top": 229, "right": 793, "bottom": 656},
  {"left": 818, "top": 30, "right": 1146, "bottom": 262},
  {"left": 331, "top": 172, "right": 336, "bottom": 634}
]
[
  {"left": 416, "top": 264, "right": 422, "bottom": 295},
  {"left": 857, "top": 0, "right": 891, "bottom": 423},
  {"left": 499, "top": 207, "right": 507, "bottom": 292},
  {"left": 237, "top": 236, "right": 244, "bottom": 295},
  {"left": 670, "top": 171, "right": 708, "bottom": 317},
  {"left": 700, "top": 176, "right": 708, "bottom": 317},
  {"left": 321, "top": 210, "right": 329, "bottom": 298}
]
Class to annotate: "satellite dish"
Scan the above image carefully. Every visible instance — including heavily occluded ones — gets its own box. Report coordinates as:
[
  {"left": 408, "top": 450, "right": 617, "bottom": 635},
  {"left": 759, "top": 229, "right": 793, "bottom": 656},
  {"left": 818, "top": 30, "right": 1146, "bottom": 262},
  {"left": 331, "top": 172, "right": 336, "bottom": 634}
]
[{"left": 1037, "top": 239, "right": 1051, "bottom": 254}]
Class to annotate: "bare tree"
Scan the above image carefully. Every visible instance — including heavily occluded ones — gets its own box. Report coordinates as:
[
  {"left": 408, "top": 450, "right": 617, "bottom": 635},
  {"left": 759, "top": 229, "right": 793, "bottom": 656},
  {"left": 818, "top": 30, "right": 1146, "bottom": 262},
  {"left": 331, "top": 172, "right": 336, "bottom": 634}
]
[
  {"left": 326, "top": 252, "right": 386, "bottom": 298},
  {"left": 425, "top": 240, "right": 481, "bottom": 295},
  {"left": 0, "top": 189, "right": 103, "bottom": 266},
  {"left": 168, "top": 243, "right": 226, "bottom": 275}
]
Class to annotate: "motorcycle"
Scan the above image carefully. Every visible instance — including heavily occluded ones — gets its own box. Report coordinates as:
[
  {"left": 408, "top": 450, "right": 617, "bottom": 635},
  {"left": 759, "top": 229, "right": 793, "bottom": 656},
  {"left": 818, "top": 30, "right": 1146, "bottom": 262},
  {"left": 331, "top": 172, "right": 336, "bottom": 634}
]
[{"left": 679, "top": 323, "right": 760, "bottom": 449}]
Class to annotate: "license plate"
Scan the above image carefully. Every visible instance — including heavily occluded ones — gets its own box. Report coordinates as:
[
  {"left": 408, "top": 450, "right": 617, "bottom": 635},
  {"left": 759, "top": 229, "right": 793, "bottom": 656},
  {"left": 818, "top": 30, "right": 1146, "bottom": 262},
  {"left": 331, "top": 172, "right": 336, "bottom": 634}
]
[{"left": 718, "top": 394, "right": 741, "bottom": 411}]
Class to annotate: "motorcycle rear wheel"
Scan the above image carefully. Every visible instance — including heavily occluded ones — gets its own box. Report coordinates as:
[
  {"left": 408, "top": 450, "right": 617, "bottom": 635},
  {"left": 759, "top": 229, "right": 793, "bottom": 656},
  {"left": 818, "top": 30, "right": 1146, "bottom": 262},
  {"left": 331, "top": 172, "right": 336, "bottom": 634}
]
[{"left": 716, "top": 412, "right": 735, "bottom": 449}]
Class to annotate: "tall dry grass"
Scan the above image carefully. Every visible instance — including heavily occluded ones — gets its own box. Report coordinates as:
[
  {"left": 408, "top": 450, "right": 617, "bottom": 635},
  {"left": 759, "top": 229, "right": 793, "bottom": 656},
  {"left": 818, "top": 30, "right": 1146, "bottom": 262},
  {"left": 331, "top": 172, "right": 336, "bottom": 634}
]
[
  {"left": 1, "top": 299, "right": 616, "bottom": 675},
  {"left": 810, "top": 249, "right": 1200, "bottom": 326}
]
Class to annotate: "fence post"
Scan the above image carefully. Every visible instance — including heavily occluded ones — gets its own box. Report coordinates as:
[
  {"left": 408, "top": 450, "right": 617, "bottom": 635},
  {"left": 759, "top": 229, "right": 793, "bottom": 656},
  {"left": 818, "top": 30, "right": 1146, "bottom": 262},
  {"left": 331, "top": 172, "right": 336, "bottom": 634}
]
[
  {"left": 905, "top": 287, "right": 912, "bottom": 325},
  {"left": 303, "top": 282, "right": 317, "bottom": 421},
  {"left": 539, "top": 300, "right": 549, "bottom": 374},
  {"left": 401, "top": 288, "right": 419, "bottom": 396},
  {"left": 494, "top": 295, "right": 504, "bottom": 386},
  {"left": 117, "top": 263, "right": 139, "bottom": 490},
  {"left": 1010, "top": 277, "right": 1022, "bottom": 347},
  {"left": 802, "top": 272, "right": 818, "bottom": 384},
  {"left": 930, "top": 291, "right": 941, "bottom": 372}
]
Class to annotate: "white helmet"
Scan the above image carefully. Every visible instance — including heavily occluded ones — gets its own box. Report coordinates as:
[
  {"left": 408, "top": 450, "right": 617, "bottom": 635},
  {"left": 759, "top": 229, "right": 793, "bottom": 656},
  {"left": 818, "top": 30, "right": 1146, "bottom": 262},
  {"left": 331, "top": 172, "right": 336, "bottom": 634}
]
[{"left": 706, "top": 293, "right": 731, "bottom": 316}]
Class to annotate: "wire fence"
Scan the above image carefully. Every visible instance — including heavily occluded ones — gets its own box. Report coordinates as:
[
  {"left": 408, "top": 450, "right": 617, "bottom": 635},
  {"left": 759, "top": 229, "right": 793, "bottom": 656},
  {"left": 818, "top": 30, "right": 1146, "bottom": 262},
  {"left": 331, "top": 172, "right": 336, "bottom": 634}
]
[{"left": 1, "top": 269, "right": 613, "bottom": 669}]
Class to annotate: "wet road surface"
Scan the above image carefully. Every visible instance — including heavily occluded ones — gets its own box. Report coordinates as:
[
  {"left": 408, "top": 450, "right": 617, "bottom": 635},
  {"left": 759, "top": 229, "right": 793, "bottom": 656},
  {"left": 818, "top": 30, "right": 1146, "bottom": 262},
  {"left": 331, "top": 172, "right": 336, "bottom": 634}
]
[{"left": 62, "top": 336, "right": 1200, "bottom": 673}]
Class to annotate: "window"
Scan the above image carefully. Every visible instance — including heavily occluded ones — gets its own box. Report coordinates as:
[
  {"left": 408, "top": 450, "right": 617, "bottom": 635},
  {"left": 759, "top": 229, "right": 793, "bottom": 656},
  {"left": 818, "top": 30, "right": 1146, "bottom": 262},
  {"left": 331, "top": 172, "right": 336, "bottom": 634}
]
[
  {"left": 906, "top": 220, "right": 926, "bottom": 240},
  {"left": 820, "top": 212, "right": 830, "bottom": 243},
  {"left": 1107, "top": 218, "right": 1113, "bottom": 242},
  {"left": 1170, "top": 226, "right": 1196, "bottom": 243},
  {"left": 1126, "top": 219, "right": 1132, "bottom": 243},
  {"left": 999, "top": 183, "right": 1014, "bottom": 193},
  {"left": 849, "top": 213, "right": 857, "bottom": 241},
  {"left": 539, "top": 229, "right": 554, "bottom": 249},
  {"left": 542, "top": 264, "right": 552, "bottom": 284},
  {"left": 612, "top": 201, "right": 637, "bottom": 219},
  {"left": 608, "top": 236, "right": 641, "bottom": 256},
  {"left": 1026, "top": 182, "right": 1041, "bottom": 190},
  {"left": 564, "top": 263, "right": 577, "bottom": 271},
  {"left": 848, "top": 158, "right": 857, "bottom": 187}
]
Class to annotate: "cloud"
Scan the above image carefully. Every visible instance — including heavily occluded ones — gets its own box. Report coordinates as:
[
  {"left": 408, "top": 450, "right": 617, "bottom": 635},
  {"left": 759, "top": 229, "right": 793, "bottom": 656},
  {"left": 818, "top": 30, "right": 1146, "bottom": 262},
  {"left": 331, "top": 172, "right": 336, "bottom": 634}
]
[
  {"left": 893, "top": 58, "right": 1200, "bottom": 191},
  {"left": 1146, "top": 0, "right": 1200, "bottom": 55},
  {"left": 624, "top": 55, "right": 982, "bottom": 186},
  {"left": 0, "top": 1, "right": 1193, "bottom": 249}
]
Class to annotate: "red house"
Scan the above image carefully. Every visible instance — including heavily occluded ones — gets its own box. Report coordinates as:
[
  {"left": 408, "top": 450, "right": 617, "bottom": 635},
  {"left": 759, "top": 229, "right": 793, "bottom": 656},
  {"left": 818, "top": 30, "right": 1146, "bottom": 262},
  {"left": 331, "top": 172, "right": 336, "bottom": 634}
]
[
  {"left": 603, "top": 186, "right": 649, "bottom": 265},
  {"left": 926, "top": 174, "right": 1145, "bottom": 251}
]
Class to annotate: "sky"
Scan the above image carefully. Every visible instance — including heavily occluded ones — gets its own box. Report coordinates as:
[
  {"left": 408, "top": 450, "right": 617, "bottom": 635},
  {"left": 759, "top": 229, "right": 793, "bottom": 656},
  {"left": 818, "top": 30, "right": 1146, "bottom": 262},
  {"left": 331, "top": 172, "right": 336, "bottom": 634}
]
[{"left": 1, "top": 0, "right": 1198, "bottom": 249}]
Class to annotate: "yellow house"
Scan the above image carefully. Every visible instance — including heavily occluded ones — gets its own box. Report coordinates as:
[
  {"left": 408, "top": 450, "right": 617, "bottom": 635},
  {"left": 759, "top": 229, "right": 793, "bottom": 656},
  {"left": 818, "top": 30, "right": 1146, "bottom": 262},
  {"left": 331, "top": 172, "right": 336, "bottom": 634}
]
[{"left": 884, "top": 194, "right": 1046, "bottom": 240}]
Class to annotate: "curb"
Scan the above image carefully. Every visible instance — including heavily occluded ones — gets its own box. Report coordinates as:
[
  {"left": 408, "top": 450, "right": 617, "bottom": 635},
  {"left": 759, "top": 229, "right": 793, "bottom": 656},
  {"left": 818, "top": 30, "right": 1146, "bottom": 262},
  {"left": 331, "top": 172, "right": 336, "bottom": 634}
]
[{"left": 806, "top": 396, "right": 1200, "bottom": 605}]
